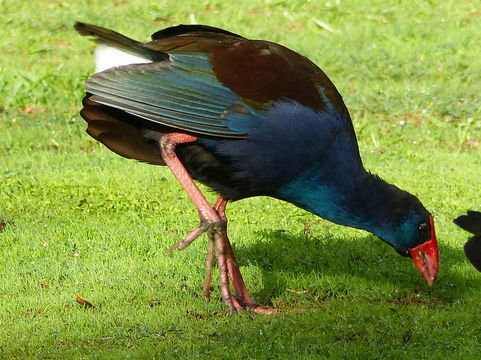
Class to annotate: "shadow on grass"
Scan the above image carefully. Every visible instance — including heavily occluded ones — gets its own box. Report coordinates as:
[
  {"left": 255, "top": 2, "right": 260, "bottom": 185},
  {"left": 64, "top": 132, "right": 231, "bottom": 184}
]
[{"left": 231, "top": 230, "right": 479, "bottom": 305}]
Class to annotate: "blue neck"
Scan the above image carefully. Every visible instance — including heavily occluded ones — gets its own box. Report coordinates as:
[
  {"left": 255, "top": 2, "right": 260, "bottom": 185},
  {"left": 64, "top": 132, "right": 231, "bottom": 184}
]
[{"left": 275, "top": 161, "right": 399, "bottom": 240}]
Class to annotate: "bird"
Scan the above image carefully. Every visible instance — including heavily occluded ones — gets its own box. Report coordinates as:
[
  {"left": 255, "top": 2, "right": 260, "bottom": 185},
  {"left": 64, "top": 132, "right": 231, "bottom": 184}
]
[
  {"left": 75, "top": 22, "right": 439, "bottom": 313},
  {"left": 454, "top": 210, "right": 481, "bottom": 272}
]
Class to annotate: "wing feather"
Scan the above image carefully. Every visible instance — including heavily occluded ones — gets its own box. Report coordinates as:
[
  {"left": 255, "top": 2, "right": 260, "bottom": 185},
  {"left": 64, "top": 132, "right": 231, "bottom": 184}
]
[{"left": 85, "top": 55, "right": 251, "bottom": 138}]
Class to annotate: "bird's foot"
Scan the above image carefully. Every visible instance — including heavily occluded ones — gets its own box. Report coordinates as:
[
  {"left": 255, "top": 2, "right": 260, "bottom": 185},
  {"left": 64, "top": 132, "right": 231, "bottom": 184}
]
[
  {"left": 165, "top": 219, "right": 226, "bottom": 253},
  {"left": 230, "top": 297, "right": 276, "bottom": 315},
  {"left": 166, "top": 217, "right": 277, "bottom": 315},
  {"left": 222, "top": 297, "right": 277, "bottom": 315},
  {"left": 202, "top": 225, "right": 278, "bottom": 315},
  {"left": 247, "top": 305, "right": 278, "bottom": 315}
]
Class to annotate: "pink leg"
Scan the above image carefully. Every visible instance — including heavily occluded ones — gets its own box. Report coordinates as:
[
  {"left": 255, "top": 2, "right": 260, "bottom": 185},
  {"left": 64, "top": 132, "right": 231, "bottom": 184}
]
[
  {"left": 202, "top": 197, "right": 227, "bottom": 300},
  {"left": 214, "top": 197, "right": 256, "bottom": 306},
  {"left": 160, "top": 134, "right": 225, "bottom": 253},
  {"left": 202, "top": 231, "right": 215, "bottom": 300},
  {"left": 215, "top": 198, "right": 275, "bottom": 314},
  {"left": 214, "top": 201, "right": 274, "bottom": 314},
  {"left": 159, "top": 133, "right": 273, "bottom": 314},
  {"left": 159, "top": 133, "right": 240, "bottom": 311}
]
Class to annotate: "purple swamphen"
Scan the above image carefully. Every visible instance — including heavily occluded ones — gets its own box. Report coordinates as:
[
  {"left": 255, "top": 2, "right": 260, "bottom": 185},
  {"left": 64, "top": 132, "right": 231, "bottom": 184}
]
[
  {"left": 75, "top": 22, "right": 439, "bottom": 313},
  {"left": 454, "top": 211, "right": 481, "bottom": 272}
]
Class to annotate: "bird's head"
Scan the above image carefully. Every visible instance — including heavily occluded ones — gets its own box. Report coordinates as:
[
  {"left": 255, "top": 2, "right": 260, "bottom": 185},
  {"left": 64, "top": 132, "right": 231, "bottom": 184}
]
[{"left": 378, "top": 197, "right": 438, "bottom": 286}]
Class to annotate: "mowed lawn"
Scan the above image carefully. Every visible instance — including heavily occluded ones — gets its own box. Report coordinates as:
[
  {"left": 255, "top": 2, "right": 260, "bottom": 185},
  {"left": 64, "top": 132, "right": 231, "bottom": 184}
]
[{"left": 1, "top": 0, "right": 480, "bottom": 358}]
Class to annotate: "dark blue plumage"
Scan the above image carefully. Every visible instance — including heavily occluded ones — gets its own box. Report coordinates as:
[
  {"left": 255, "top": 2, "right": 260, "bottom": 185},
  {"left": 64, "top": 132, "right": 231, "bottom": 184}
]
[
  {"left": 454, "top": 211, "right": 481, "bottom": 272},
  {"left": 76, "top": 22, "right": 439, "bottom": 311}
]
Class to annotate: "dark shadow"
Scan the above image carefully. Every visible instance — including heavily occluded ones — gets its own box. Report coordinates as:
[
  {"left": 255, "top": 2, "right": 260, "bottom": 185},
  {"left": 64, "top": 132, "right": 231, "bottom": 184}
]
[{"left": 231, "top": 229, "right": 480, "bottom": 305}]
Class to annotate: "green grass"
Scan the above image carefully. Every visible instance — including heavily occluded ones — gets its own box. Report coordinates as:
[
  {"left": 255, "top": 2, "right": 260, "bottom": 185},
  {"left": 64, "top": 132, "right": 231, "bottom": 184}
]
[{"left": 1, "top": 0, "right": 481, "bottom": 358}]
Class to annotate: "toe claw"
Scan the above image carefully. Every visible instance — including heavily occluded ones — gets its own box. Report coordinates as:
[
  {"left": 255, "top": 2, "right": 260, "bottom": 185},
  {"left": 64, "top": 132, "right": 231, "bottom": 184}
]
[{"left": 164, "top": 242, "right": 181, "bottom": 254}]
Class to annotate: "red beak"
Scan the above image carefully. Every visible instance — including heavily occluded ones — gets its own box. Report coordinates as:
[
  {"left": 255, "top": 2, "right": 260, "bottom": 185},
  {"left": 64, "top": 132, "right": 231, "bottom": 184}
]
[{"left": 408, "top": 216, "right": 439, "bottom": 286}]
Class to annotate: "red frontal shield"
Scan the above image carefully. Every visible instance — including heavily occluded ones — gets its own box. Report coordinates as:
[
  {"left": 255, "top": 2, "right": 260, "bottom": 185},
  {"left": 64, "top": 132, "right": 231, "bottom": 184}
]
[{"left": 408, "top": 216, "right": 439, "bottom": 286}]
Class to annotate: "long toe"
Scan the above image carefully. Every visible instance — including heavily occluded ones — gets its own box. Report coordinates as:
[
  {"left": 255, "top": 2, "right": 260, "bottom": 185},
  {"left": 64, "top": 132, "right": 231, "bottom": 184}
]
[
  {"left": 165, "top": 222, "right": 212, "bottom": 253},
  {"left": 202, "top": 234, "right": 215, "bottom": 299},
  {"left": 248, "top": 305, "right": 278, "bottom": 315}
]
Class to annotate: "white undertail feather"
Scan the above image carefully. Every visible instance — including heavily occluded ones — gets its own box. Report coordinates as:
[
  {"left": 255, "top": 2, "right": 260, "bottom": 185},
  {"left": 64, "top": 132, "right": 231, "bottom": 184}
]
[{"left": 94, "top": 44, "right": 152, "bottom": 73}]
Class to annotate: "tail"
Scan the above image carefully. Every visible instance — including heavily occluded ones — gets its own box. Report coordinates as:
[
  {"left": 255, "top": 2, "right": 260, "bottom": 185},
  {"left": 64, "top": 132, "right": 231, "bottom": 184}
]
[
  {"left": 454, "top": 210, "right": 481, "bottom": 235},
  {"left": 74, "top": 22, "right": 166, "bottom": 62},
  {"left": 76, "top": 21, "right": 167, "bottom": 163}
]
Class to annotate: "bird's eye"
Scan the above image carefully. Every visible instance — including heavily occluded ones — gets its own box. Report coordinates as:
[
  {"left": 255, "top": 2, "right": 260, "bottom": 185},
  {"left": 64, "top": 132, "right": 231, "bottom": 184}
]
[{"left": 418, "top": 223, "right": 428, "bottom": 233}]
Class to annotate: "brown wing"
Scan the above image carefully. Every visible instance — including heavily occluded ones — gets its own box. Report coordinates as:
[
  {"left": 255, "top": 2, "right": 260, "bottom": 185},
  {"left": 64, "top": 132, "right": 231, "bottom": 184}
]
[{"left": 146, "top": 35, "right": 349, "bottom": 113}]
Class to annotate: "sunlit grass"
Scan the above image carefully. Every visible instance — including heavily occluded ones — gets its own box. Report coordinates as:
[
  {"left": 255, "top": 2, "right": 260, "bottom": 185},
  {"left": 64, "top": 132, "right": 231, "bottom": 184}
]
[{"left": 1, "top": 0, "right": 480, "bottom": 358}]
